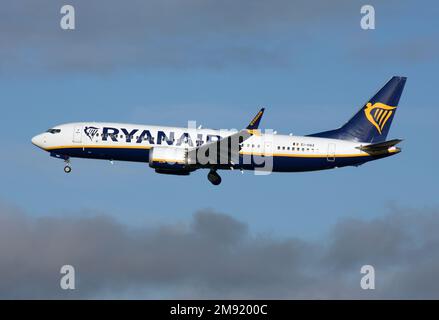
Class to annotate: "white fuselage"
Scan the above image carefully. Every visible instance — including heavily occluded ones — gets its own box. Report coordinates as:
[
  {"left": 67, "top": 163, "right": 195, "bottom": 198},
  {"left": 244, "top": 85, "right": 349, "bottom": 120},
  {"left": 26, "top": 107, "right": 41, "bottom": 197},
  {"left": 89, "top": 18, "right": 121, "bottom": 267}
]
[{"left": 32, "top": 122, "right": 395, "bottom": 174}]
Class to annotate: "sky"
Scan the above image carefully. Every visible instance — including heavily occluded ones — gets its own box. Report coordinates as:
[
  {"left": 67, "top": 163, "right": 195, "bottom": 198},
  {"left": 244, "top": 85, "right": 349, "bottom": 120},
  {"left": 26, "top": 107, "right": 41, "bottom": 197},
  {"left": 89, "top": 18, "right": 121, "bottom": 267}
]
[{"left": 0, "top": 0, "right": 438, "bottom": 298}]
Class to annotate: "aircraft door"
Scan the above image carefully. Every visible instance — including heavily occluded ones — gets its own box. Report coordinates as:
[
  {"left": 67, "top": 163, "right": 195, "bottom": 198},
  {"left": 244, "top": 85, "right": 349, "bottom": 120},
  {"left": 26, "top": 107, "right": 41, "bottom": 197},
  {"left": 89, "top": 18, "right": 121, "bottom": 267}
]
[
  {"left": 327, "top": 143, "right": 336, "bottom": 162},
  {"left": 73, "top": 126, "right": 83, "bottom": 143},
  {"left": 264, "top": 141, "right": 273, "bottom": 156}
]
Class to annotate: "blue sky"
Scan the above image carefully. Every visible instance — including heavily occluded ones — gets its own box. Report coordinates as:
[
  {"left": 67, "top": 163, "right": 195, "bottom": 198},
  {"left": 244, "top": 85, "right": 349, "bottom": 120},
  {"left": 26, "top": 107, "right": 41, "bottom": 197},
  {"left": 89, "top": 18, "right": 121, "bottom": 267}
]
[{"left": 0, "top": 0, "right": 438, "bottom": 298}]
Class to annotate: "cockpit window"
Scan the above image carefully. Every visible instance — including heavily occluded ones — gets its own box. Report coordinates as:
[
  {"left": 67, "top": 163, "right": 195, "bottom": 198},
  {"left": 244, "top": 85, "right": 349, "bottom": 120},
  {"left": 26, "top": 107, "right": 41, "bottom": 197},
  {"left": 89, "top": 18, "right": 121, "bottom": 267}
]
[{"left": 46, "top": 129, "right": 61, "bottom": 134}]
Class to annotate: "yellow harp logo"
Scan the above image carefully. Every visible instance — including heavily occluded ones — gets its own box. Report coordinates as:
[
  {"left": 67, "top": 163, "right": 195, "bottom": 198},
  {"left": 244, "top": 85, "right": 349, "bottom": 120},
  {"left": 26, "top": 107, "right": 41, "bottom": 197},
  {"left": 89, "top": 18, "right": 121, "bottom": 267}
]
[{"left": 364, "top": 102, "right": 397, "bottom": 134}]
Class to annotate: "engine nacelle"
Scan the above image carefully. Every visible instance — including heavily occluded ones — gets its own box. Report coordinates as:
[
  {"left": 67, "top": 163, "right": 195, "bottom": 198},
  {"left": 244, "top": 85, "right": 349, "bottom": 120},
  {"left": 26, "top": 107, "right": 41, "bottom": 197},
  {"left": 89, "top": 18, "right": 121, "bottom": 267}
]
[{"left": 149, "top": 146, "right": 195, "bottom": 174}]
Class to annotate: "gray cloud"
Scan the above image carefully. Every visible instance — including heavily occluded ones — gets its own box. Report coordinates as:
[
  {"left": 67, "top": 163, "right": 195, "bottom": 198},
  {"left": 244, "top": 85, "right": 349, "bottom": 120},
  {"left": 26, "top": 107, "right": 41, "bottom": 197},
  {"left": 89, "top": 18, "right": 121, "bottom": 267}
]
[
  {"left": 0, "top": 0, "right": 367, "bottom": 73},
  {"left": 3, "top": 0, "right": 433, "bottom": 74},
  {"left": 349, "top": 37, "right": 439, "bottom": 65},
  {"left": 1, "top": 202, "right": 439, "bottom": 299}
]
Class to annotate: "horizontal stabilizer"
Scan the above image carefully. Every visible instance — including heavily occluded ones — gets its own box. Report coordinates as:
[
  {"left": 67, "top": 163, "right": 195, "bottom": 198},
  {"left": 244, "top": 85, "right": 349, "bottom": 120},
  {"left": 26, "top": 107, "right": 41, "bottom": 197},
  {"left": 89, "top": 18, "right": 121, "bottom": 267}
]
[{"left": 357, "top": 139, "right": 403, "bottom": 152}]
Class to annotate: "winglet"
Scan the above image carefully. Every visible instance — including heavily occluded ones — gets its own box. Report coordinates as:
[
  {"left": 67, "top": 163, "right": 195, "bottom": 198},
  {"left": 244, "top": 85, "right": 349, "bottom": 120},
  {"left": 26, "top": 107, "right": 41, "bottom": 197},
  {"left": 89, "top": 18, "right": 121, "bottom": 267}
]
[{"left": 246, "top": 108, "right": 265, "bottom": 130}]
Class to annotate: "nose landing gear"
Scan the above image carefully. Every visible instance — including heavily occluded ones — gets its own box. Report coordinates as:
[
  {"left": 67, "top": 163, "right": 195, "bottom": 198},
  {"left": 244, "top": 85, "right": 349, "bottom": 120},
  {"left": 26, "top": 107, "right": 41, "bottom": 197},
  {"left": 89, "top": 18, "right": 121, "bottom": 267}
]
[
  {"left": 64, "top": 158, "right": 72, "bottom": 173},
  {"left": 207, "top": 169, "right": 221, "bottom": 185}
]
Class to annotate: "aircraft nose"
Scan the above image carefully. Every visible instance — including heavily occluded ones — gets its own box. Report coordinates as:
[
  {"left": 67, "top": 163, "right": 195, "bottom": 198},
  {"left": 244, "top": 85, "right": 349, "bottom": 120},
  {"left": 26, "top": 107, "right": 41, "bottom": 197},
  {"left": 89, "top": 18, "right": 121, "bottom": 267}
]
[{"left": 31, "top": 134, "right": 46, "bottom": 149}]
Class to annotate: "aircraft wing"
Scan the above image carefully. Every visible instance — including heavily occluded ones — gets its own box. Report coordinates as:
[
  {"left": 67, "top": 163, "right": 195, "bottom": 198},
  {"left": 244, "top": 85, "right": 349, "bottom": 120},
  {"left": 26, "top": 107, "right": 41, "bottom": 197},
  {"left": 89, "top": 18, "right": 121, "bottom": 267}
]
[{"left": 188, "top": 108, "right": 265, "bottom": 167}]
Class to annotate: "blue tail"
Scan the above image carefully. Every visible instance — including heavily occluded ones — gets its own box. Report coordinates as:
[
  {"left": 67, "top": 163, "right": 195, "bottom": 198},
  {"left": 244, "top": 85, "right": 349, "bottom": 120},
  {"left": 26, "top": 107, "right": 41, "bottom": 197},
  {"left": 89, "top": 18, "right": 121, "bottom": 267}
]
[{"left": 308, "top": 76, "right": 407, "bottom": 143}]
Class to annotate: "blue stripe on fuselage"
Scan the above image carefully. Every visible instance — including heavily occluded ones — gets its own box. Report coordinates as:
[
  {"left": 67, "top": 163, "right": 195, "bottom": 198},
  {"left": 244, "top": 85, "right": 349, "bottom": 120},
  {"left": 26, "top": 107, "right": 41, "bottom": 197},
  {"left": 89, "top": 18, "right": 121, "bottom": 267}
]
[
  {"left": 52, "top": 147, "right": 150, "bottom": 163},
  {"left": 49, "top": 147, "right": 393, "bottom": 172}
]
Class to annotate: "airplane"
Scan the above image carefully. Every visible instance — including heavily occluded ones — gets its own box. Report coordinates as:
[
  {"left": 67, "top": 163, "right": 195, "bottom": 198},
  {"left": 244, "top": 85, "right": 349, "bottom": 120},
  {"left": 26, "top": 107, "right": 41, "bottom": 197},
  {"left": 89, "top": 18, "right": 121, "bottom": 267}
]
[{"left": 31, "top": 76, "right": 406, "bottom": 185}]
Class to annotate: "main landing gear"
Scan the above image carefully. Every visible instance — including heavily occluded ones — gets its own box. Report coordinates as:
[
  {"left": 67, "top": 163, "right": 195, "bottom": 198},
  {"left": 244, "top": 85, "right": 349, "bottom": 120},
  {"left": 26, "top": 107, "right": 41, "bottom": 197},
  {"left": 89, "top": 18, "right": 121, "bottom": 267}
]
[
  {"left": 207, "top": 169, "right": 222, "bottom": 185},
  {"left": 64, "top": 158, "right": 72, "bottom": 173}
]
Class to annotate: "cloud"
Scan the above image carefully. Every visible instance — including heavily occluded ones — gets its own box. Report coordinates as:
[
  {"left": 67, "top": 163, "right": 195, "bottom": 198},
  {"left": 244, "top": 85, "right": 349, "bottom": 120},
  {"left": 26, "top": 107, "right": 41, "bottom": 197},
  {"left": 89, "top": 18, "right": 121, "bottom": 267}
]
[
  {"left": 0, "top": 0, "right": 361, "bottom": 73},
  {"left": 349, "top": 38, "right": 439, "bottom": 65},
  {"left": 2, "top": 0, "right": 434, "bottom": 74},
  {"left": 1, "top": 202, "right": 439, "bottom": 299}
]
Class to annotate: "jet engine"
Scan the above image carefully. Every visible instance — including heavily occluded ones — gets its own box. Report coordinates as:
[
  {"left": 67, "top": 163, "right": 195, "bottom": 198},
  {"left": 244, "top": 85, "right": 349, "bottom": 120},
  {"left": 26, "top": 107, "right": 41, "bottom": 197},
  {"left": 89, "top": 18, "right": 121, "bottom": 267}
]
[{"left": 149, "top": 146, "right": 195, "bottom": 175}]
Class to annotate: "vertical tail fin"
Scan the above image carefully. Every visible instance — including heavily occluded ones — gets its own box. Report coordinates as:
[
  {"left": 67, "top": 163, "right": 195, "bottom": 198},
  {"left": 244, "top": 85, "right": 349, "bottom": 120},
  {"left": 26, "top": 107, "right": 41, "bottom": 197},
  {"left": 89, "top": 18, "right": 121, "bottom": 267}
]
[{"left": 308, "top": 76, "right": 407, "bottom": 143}]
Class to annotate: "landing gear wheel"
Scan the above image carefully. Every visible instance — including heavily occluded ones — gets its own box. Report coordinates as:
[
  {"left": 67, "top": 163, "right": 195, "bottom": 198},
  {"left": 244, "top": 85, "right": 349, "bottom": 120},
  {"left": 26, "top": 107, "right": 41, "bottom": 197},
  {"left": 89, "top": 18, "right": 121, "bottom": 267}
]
[
  {"left": 207, "top": 170, "right": 222, "bottom": 185},
  {"left": 64, "top": 165, "right": 72, "bottom": 173}
]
